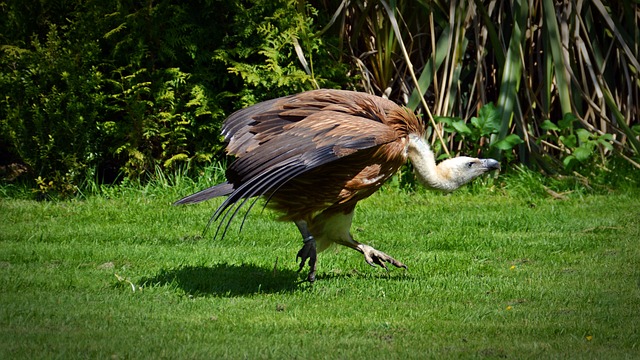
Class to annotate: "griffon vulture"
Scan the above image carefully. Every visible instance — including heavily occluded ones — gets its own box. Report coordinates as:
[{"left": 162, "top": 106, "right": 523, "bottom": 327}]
[{"left": 175, "top": 89, "right": 500, "bottom": 282}]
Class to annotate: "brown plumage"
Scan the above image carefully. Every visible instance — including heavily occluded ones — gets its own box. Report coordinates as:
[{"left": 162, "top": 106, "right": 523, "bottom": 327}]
[{"left": 175, "top": 89, "right": 500, "bottom": 282}]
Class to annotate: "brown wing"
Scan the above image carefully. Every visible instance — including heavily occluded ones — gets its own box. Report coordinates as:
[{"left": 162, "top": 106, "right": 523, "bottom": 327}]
[
  {"left": 267, "top": 138, "right": 409, "bottom": 220},
  {"left": 212, "top": 113, "right": 401, "bottom": 231},
  {"left": 173, "top": 90, "right": 407, "bottom": 206},
  {"left": 174, "top": 89, "right": 422, "bottom": 236},
  {"left": 222, "top": 89, "right": 405, "bottom": 157}
]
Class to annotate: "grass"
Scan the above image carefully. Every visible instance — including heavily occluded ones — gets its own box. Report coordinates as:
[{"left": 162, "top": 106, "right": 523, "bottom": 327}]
[{"left": 0, "top": 177, "right": 639, "bottom": 359}]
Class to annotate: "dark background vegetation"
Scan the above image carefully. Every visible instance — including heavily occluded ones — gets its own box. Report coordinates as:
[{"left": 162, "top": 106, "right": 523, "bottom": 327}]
[{"left": 1, "top": 0, "right": 638, "bottom": 196}]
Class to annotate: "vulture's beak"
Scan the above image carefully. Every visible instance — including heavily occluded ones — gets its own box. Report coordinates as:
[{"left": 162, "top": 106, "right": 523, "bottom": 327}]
[{"left": 482, "top": 159, "right": 501, "bottom": 172}]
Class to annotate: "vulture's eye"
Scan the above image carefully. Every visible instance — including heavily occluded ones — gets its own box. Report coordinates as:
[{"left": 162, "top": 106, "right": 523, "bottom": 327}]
[{"left": 466, "top": 162, "right": 474, "bottom": 168}]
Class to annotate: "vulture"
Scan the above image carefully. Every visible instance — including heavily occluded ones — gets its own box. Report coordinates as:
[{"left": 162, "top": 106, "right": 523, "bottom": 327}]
[{"left": 175, "top": 89, "right": 500, "bottom": 282}]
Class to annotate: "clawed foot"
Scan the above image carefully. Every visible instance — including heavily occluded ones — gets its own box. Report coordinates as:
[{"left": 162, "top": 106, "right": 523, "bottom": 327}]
[
  {"left": 296, "top": 238, "right": 317, "bottom": 283},
  {"left": 359, "top": 244, "right": 407, "bottom": 270}
]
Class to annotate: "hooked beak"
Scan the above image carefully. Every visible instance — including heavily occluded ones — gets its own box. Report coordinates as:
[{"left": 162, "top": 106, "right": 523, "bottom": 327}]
[{"left": 481, "top": 158, "right": 501, "bottom": 172}]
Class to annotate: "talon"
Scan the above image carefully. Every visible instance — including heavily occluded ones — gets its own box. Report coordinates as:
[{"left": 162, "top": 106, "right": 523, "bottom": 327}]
[
  {"left": 307, "top": 270, "right": 316, "bottom": 283},
  {"left": 359, "top": 244, "right": 406, "bottom": 270},
  {"left": 296, "top": 237, "right": 317, "bottom": 280},
  {"left": 375, "top": 258, "right": 389, "bottom": 270},
  {"left": 296, "top": 248, "right": 308, "bottom": 272}
]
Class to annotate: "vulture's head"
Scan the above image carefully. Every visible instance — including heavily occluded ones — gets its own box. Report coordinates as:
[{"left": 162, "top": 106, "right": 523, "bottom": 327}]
[
  {"left": 407, "top": 134, "right": 501, "bottom": 192},
  {"left": 435, "top": 156, "right": 500, "bottom": 191}
]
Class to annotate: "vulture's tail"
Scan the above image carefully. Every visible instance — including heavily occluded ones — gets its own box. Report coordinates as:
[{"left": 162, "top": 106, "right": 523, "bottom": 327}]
[{"left": 173, "top": 182, "right": 235, "bottom": 205}]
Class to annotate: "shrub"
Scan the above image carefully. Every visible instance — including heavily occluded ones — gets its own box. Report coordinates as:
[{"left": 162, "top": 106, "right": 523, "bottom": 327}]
[
  {"left": 0, "top": 24, "right": 106, "bottom": 196},
  {"left": 0, "top": 0, "right": 352, "bottom": 196}
]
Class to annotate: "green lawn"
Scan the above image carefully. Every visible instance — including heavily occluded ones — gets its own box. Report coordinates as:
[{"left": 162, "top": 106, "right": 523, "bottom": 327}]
[{"left": 1, "top": 185, "right": 639, "bottom": 359}]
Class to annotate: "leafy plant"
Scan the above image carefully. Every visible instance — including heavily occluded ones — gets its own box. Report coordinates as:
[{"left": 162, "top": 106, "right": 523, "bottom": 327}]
[
  {"left": 1, "top": 0, "right": 352, "bottom": 195},
  {"left": 0, "top": 23, "right": 107, "bottom": 194},
  {"left": 2, "top": 0, "right": 637, "bottom": 195},
  {"left": 322, "top": 0, "right": 639, "bottom": 172},
  {"left": 435, "top": 103, "right": 523, "bottom": 160},
  {"left": 104, "top": 67, "right": 222, "bottom": 180},
  {"left": 540, "top": 113, "right": 614, "bottom": 171},
  {"left": 214, "top": 0, "right": 351, "bottom": 107}
]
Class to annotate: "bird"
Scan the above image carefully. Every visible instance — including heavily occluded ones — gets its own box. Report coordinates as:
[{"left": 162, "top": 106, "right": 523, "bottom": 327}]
[{"left": 174, "top": 89, "right": 500, "bottom": 282}]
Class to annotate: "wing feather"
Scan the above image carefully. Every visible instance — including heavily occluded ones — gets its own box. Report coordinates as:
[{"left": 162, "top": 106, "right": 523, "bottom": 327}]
[
  {"left": 173, "top": 89, "right": 424, "bottom": 238},
  {"left": 227, "top": 112, "right": 397, "bottom": 184},
  {"left": 173, "top": 182, "right": 234, "bottom": 205}
]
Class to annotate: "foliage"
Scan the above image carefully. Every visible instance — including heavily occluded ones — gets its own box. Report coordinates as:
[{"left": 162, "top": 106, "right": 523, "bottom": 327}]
[
  {"left": 320, "top": 0, "right": 640, "bottom": 174},
  {"left": 0, "top": 0, "right": 352, "bottom": 196},
  {"left": 0, "top": 23, "right": 107, "bottom": 196},
  {"left": 540, "top": 113, "right": 614, "bottom": 172},
  {"left": 435, "top": 103, "right": 523, "bottom": 161},
  {"left": 103, "top": 66, "right": 222, "bottom": 179},
  {"left": 1, "top": 0, "right": 638, "bottom": 196},
  {"left": 214, "top": 0, "right": 351, "bottom": 106}
]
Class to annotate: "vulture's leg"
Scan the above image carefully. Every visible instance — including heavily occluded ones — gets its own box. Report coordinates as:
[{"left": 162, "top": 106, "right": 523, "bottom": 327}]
[
  {"left": 335, "top": 237, "right": 408, "bottom": 270},
  {"left": 294, "top": 220, "right": 317, "bottom": 283},
  {"left": 312, "top": 209, "right": 407, "bottom": 270}
]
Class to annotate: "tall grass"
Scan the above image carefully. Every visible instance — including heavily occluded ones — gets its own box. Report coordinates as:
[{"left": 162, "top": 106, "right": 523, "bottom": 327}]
[{"left": 319, "top": 0, "right": 639, "bottom": 173}]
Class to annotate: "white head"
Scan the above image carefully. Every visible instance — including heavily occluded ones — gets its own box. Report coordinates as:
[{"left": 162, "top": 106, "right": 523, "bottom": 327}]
[
  {"left": 407, "top": 134, "right": 500, "bottom": 192},
  {"left": 433, "top": 156, "right": 500, "bottom": 191}
]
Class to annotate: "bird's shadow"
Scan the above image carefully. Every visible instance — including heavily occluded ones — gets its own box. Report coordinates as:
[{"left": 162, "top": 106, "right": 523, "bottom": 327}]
[{"left": 139, "top": 263, "right": 302, "bottom": 297}]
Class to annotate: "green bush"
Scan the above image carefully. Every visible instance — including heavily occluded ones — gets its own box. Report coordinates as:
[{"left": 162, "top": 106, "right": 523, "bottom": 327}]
[
  {"left": 0, "top": 24, "right": 106, "bottom": 196},
  {"left": 214, "top": 0, "right": 351, "bottom": 106},
  {"left": 435, "top": 103, "right": 523, "bottom": 161},
  {"left": 0, "top": 0, "right": 352, "bottom": 196},
  {"left": 4, "top": 0, "right": 633, "bottom": 197}
]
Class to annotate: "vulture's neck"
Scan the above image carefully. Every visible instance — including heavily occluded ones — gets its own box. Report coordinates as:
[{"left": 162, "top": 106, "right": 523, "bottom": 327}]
[{"left": 407, "top": 134, "right": 457, "bottom": 192}]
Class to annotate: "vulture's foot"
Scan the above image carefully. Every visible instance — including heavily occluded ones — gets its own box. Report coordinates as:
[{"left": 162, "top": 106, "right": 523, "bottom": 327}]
[
  {"left": 296, "top": 237, "right": 317, "bottom": 283},
  {"left": 359, "top": 244, "right": 407, "bottom": 270}
]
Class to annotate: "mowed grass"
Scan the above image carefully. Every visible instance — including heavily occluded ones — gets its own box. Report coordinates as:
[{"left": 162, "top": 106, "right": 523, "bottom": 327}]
[{"left": 0, "top": 184, "right": 639, "bottom": 359}]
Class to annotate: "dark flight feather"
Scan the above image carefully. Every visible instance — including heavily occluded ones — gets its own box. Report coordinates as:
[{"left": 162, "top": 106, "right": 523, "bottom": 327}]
[{"left": 173, "top": 182, "right": 234, "bottom": 205}]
